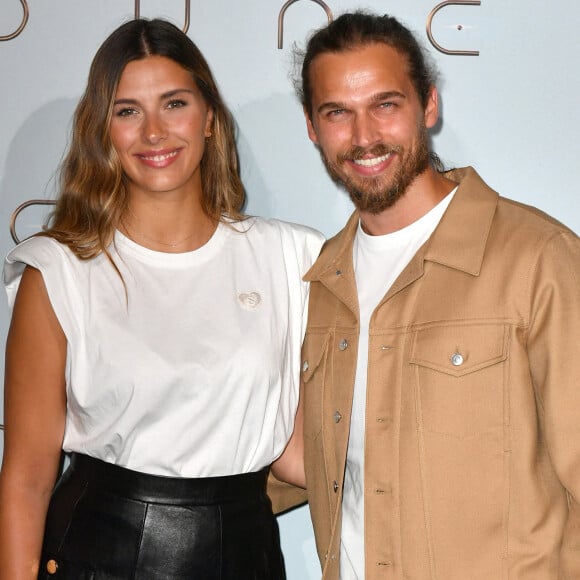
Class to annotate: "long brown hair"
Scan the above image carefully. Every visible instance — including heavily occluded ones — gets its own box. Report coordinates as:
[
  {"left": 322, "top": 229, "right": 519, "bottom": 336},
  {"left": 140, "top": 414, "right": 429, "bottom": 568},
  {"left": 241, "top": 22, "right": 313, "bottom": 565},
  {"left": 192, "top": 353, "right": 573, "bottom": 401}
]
[{"left": 45, "top": 18, "right": 245, "bottom": 259}]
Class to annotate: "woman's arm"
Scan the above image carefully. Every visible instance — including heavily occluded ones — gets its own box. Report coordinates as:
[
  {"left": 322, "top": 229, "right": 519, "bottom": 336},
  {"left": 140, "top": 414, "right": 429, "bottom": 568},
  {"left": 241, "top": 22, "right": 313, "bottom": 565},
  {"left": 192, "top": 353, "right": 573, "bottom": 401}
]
[
  {"left": 271, "top": 393, "right": 306, "bottom": 489},
  {"left": 0, "top": 266, "right": 67, "bottom": 580}
]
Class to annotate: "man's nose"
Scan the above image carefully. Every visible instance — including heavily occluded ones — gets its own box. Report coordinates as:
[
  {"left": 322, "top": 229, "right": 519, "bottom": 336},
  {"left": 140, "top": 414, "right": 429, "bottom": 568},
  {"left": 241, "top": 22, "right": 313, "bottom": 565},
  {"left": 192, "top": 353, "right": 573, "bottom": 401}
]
[{"left": 351, "top": 112, "right": 381, "bottom": 148}]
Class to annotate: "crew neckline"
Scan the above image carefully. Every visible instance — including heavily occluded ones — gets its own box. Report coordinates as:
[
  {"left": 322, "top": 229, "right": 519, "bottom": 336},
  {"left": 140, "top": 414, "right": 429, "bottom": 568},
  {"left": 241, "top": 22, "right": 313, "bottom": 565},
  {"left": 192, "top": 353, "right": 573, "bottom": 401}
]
[
  {"left": 357, "top": 187, "right": 457, "bottom": 249},
  {"left": 114, "top": 221, "right": 229, "bottom": 268}
]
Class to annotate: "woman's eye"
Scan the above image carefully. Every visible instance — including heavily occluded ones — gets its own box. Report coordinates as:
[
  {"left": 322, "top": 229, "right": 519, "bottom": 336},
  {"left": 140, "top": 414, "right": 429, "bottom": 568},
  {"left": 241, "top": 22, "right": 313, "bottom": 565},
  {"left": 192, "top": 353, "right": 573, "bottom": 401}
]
[
  {"left": 167, "top": 99, "right": 187, "bottom": 109},
  {"left": 115, "top": 107, "right": 137, "bottom": 117}
]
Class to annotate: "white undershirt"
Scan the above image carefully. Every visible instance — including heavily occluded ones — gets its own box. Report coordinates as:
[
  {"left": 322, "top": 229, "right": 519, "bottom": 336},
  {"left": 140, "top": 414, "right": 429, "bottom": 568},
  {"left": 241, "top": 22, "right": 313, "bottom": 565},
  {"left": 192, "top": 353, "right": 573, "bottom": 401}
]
[{"left": 340, "top": 189, "right": 456, "bottom": 579}]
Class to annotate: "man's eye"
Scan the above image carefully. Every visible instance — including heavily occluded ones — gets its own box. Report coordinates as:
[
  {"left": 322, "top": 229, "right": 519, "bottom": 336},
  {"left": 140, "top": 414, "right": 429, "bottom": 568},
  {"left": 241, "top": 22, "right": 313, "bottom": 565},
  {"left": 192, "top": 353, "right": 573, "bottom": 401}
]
[{"left": 327, "top": 109, "right": 345, "bottom": 118}]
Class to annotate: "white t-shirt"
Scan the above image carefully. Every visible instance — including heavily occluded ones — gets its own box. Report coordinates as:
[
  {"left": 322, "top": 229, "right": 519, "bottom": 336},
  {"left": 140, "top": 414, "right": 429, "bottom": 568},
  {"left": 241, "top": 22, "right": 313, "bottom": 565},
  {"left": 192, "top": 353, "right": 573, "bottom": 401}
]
[
  {"left": 340, "top": 190, "right": 456, "bottom": 579},
  {"left": 4, "top": 217, "right": 324, "bottom": 477}
]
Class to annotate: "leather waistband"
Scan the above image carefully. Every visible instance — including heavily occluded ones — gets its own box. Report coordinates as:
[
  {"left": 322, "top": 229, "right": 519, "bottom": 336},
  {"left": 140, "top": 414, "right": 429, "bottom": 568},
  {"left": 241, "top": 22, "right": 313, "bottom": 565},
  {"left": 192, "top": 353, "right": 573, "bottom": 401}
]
[{"left": 66, "top": 453, "right": 269, "bottom": 506}]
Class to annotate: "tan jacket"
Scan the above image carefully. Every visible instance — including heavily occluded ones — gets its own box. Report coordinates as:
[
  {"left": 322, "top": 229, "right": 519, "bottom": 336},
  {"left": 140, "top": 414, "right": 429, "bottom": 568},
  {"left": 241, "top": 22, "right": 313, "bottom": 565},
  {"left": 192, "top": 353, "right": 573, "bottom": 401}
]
[{"left": 301, "top": 167, "right": 580, "bottom": 579}]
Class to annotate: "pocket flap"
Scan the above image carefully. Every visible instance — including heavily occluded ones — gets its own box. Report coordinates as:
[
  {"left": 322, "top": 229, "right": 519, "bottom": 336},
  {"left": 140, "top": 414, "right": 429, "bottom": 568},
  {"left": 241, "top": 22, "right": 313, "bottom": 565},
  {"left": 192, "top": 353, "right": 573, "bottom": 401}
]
[
  {"left": 301, "top": 331, "right": 330, "bottom": 383},
  {"left": 410, "top": 324, "right": 508, "bottom": 377}
]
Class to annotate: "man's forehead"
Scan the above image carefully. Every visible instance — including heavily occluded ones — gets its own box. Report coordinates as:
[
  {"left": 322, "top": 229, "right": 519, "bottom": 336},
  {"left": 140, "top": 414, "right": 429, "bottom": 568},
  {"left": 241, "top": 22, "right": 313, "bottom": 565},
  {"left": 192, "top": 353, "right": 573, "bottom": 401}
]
[{"left": 309, "top": 43, "right": 415, "bottom": 99}]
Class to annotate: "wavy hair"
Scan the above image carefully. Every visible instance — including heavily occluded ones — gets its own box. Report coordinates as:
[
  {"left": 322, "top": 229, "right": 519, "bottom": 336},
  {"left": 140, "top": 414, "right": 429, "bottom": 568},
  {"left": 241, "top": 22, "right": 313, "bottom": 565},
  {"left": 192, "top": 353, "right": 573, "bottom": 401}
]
[{"left": 44, "top": 18, "right": 245, "bottom": 259}]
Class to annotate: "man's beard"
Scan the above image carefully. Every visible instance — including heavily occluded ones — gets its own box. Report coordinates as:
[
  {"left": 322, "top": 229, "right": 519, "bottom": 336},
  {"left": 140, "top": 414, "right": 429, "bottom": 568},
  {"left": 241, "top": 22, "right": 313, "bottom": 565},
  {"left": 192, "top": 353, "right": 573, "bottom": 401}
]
[{"left": 320, "top": 124, "right": 431, "bottom": 215}]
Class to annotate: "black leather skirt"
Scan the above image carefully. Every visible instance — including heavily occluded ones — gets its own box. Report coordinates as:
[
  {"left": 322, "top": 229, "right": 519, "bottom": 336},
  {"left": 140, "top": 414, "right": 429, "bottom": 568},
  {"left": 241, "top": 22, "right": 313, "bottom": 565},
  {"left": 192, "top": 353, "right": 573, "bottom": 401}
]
[{"left": 38, "top": 453, "right": 286, "bottom": 579}]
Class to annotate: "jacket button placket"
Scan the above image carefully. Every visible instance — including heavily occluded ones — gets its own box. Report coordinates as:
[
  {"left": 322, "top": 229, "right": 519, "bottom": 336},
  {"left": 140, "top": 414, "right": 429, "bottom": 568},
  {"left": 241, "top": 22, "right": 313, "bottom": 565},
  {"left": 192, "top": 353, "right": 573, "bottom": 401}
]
[{"left": 367, "top": 339, "right": 397, "bottom": 575}]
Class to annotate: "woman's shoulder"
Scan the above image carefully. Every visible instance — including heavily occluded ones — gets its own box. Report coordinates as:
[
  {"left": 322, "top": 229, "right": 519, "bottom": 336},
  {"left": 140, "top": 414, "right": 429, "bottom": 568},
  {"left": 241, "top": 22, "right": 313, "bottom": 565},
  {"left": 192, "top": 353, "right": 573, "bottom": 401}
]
[
  {"left": 4, "top": 235, "right": 76, "bottom": 286},
  {"left": 229, "top": 216, "right": 324, "bottom": 273},
  {"left": 6, "top": 236, "right": 68, "bottom": 261},
  {"left": 240, "top": 216, "right": 325, "bottom": 247},
  {"left": 6, "top": 234, "right": 70, "bottom": 266},
  {"left": 4, "top": 236, "right": 78, "bottom": 309}
]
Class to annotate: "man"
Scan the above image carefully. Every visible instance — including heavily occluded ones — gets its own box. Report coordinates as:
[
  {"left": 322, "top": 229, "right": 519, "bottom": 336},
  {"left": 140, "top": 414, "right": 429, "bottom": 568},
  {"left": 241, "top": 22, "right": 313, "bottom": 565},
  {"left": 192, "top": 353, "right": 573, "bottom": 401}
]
[{"left": 297, "top": 11, "right": 580, "bottom": 580}]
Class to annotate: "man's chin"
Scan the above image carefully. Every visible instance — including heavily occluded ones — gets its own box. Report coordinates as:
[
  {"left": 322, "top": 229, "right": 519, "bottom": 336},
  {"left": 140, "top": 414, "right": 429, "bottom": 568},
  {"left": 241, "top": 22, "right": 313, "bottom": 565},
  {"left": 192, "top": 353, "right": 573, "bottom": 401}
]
[
  {"left": 341, "top": 176, "right": 399, "bottom": 211},
  {"left": 347, "top": 188, "right": 403, "bottom": 214},
  {"left": 325, "top": 161, "right": 407, "bottom": 212}
]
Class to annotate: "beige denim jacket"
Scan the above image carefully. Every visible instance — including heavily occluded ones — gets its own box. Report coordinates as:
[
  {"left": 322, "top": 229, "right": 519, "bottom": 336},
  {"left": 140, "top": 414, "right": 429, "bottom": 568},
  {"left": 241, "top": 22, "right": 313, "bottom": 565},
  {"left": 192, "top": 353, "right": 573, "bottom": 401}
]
[{"left": 301, "top": 167, "right": 580, "bottom": 579}]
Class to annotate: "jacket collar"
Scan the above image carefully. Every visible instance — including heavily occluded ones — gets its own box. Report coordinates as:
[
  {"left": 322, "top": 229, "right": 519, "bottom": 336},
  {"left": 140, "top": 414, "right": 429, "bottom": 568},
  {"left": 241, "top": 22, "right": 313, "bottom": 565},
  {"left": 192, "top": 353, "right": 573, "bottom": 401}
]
[
  {"left": 424, "top": 166, "right": 499, "bottom": 276},
  {"left": 304, "top": 209, "right": 361, "bottom": 317},
  {"left": 305, "top": 166, "right": 499, "bottom": 288}
]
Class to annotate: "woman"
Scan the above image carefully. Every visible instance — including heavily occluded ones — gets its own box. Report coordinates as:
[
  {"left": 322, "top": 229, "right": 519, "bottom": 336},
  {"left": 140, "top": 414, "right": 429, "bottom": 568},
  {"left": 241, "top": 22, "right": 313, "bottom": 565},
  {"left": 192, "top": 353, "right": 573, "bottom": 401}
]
[{"left": 0, "top": 19, "right": 322, "bottom": 579}]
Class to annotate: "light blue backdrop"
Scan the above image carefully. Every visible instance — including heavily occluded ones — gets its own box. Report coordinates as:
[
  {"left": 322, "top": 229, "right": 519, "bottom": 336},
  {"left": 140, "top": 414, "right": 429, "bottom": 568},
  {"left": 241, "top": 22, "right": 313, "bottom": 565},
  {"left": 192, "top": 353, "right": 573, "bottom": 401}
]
[{"left": 1, "top": 1, "right": 579, "bottom": 577}]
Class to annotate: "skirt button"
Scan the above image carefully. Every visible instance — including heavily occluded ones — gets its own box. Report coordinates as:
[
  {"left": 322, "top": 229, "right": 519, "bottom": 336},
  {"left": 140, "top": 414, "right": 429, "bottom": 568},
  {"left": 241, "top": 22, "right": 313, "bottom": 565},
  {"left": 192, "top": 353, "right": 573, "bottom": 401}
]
[{"left": 46, "top": 559, "right": 58, "bottom": 575}]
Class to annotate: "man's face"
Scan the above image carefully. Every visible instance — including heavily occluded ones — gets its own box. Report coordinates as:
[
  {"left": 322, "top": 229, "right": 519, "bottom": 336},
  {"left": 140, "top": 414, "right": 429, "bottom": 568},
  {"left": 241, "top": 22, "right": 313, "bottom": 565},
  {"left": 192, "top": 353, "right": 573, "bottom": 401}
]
[{"left": 305, "top": 43, "right": 438, "bottom": 214}]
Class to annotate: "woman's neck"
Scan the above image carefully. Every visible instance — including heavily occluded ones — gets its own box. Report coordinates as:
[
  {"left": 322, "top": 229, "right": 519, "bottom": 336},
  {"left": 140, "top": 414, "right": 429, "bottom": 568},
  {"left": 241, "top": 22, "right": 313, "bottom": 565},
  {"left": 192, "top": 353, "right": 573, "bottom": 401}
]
[{"left": 120, "top": 196, "right": 217, "bottom": 253}]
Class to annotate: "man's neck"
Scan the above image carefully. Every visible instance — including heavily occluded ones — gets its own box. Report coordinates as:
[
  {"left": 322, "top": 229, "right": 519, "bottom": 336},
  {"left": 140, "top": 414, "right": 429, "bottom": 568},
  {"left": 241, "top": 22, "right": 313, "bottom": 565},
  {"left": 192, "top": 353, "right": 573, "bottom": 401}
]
[{"left": 360, "top": 168, "right": 457, "bottom": 236}]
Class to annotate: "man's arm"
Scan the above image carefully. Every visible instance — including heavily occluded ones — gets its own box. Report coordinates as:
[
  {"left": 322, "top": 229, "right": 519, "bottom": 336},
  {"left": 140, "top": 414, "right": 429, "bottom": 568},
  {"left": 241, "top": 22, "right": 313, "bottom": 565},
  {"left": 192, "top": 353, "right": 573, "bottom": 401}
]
[{"left": 526, "top": 230, "right": 580, "bottom": 570}]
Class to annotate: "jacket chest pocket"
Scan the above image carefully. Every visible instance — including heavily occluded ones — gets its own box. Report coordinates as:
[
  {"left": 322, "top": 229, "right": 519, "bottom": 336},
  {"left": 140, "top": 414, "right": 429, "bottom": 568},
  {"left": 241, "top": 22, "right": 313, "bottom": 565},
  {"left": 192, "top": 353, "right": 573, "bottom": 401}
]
[
  {"left": 409, "top": 323, "right": 509, "bottom": 439},
  {"left": 301, "top": 331, "right": 330, "bottom": 440}
]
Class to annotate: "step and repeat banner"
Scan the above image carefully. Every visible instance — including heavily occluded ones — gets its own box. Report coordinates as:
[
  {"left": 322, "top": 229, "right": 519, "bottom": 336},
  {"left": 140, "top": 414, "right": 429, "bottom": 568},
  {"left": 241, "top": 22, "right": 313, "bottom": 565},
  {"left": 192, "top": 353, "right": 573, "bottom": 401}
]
[{"left": 1, "top": 1, "right": 579, "bottom": 577}]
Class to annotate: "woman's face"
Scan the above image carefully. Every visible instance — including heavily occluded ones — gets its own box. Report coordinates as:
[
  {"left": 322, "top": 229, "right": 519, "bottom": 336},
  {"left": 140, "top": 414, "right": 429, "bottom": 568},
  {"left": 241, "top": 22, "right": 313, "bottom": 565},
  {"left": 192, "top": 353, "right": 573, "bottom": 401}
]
[{"left": 109, "top": 55, "right": 213, "bottom": 200}]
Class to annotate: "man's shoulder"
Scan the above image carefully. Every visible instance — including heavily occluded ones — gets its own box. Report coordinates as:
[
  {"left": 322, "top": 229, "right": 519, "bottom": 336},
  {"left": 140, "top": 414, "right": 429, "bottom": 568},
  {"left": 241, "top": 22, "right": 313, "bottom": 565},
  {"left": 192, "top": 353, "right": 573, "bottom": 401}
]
[
  {"left": 448, "top": 165, "right": 577, "bottom": 242},
  {"left": 496, "top": 195, "right": 577, "bottom": 238}
]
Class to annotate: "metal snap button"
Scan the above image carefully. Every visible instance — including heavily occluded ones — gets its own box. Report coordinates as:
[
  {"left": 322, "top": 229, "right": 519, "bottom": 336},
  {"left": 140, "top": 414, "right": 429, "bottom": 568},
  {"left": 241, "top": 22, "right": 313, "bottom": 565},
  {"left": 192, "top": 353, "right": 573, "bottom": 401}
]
[
  {"left": 451, "top": 352, "right": 464, "bottom": 366},
  {"left": 338, "top": 339, "right": 348, "bottom": 351},
  {"left": 333, "top": 480, "right": 339, "bottom": 492},
  {"left": 334, "top": 411, "right": 342, "bottom": 423},
  {"left": 302, "top": 360, "right": 309, "bottom": 372},
  {"left": 46, "top": 559, "right": 58, "bottom": 575}
]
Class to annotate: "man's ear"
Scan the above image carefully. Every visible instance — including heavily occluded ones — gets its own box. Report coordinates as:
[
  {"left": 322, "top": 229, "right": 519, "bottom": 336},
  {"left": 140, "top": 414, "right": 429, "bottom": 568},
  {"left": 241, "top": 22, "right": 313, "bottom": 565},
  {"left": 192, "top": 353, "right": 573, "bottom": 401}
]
[
  {"left": 304, "top": 108, "right": 319, "bottom": 145},
  {"left": 424, "top": 86, "right": 439, "bottom": 129}
]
